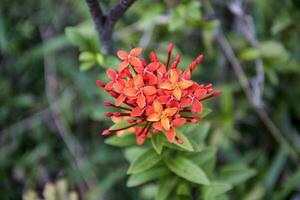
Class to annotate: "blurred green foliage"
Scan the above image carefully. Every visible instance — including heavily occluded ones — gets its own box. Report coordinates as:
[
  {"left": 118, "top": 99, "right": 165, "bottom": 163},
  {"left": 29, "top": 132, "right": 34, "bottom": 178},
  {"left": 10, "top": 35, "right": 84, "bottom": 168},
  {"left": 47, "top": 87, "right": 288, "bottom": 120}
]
[{"left": 1, "top": 0, "right": 300, "bottom": 199}]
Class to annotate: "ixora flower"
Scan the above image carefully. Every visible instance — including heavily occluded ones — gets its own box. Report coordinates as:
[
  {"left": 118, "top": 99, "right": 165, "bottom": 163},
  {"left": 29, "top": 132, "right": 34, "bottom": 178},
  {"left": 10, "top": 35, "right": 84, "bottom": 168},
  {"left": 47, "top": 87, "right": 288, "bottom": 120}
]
[{"left": 97, "top": 43, "right": 221, "bottom": 145}]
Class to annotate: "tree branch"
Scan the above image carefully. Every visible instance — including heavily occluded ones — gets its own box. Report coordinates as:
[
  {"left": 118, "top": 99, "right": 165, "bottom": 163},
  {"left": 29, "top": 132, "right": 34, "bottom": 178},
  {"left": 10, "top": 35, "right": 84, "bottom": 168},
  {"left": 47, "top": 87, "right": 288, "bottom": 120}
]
[{"left": 84, "top": 0, "right": 136, "bottom": 54}]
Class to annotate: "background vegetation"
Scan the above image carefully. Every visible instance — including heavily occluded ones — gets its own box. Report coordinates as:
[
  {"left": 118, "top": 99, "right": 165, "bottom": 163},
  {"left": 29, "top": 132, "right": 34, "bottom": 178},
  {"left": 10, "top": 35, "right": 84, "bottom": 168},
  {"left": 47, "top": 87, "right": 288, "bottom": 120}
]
[{"left": 1, "top": 0, "right": 300, "bottom": 199}]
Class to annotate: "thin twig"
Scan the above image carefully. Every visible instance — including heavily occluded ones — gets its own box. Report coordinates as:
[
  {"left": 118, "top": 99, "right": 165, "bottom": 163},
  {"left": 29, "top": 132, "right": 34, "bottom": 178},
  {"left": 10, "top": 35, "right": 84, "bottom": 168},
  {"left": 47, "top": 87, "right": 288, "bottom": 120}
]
[
  {"left": 84, "top": 0, "right": 136, "bottom": 54},
  {"left": 203, "top": 0, "right": 298, "bottom": 162},
  {"left": 229, "top": 0, "right": 264, "bottom": 108},
  {"left": 215, "top": 27, "right": 298, "bottom": 162}
]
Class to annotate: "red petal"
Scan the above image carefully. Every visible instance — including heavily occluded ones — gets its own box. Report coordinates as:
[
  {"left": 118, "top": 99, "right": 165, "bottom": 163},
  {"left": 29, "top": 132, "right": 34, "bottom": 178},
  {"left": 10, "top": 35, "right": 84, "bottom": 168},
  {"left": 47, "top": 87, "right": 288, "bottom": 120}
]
[
  {"left": 157, "top": 95, "right": 170, "bottom": 104},
  {"left": 129, "top": 57, "right": 142, "bottom": 67},
  {"left": 104, "top": 81, "right": 114, "bottom": 91},
  {"left": 146, "top": 73, "right": 157, "bottom": 85},
  {"left": 192, "top": 100, "right": 203, "bottom": 113},
  {"left": 131, "top": 107, "right": 144, "bottom": 117},
  {"left": 115, "top": 94, "right": 126, "bottom": 106},
  {"left": 106, "top": 68, "right": 117, "bottom": 79},
  {"left": 143, "top": 86, "right": 156, "bottom": 95},
  {"left": 136, "top": 134, "right": 146, "bottom": 145},
  {"left": 166, "top": 128, "right": 176, "bottom": 143},
  {"left": 152, "top": 122, "right": 163, "bottom": 131},
  {"left": 134, "top": 74, "right": 144, "bottom": 89},
  {"left": 129, "top": 47, "right": 142, "bottom": 56},
  {"left": 147, "top": 62, "right": 160, "bottom": 71},
  {"left": 172, "top": 118, "right": 186, "bottom": 127},
  {"left": 117, "top": 50, "right": 128, "bottom": 60},
  {"left": 146, "top": 94, "right": 156, "bottom": 104},
  {"left": 124, "top": 88, "right": 137, "bottom": 97},
  {"left": 137, "top": 94, "right": 146, "bottom": 108},
  {"left": 146, "top": 106, "right": 155, "bottom": 115},
  {"left": 180, "top": 97, "right": 192, "bottom": 107},
  {"left": 194, "top": 89, "right": 207, "bottom": 98},
  {"left": 118, "top": 61, "right": 129, "bottom": 72},
  {"left": 113, "top": 82, "right": 124, "bottom": 93}
]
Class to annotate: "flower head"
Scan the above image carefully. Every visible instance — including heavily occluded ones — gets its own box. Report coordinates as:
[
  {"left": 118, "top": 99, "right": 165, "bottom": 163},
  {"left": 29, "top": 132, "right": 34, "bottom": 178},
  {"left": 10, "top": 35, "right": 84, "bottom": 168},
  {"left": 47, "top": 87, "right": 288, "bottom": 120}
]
[{"left": 97, "top": 44, "right": 221, "bottom": 145}]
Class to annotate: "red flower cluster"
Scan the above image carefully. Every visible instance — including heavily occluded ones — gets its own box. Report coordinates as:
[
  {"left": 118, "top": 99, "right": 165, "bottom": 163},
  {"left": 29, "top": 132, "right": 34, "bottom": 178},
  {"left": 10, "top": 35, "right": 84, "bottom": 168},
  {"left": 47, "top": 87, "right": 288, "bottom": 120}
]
[{"left": 97, "top": 44, "right": 221, "bottom": 145}]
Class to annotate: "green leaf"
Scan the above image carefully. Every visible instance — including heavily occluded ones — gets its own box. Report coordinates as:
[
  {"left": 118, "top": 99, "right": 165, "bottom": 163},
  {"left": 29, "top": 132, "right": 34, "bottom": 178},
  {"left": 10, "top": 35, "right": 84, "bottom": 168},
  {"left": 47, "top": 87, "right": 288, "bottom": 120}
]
[
  {"left": 151, "top": 133, "right": 165, "bottom": 154},
  {"left": 220, "top": 165, "right": 256, "bottom": 185},
  {"left": 190, "top": 147, "right": 217, "bottom": 177},
  {"left": 127, "top": 166, "right": 169, "bottom": 187},
  {"left": 96, "top": 53, "right": 104, "bottom": 65},
  {"left": 127, "top": 148, "right": 162, "bottom": 174},
  {"left": 104, "top": 132, "right": 136, "bottom": 147},
  {"left": 165, "top": 155, "right": 210, "bottom": 185},
  {"left": 79, "top": 61, "right": 94, "bottom": 71},
  {"left": 176, "top": 181, "right": 190, "bottom": 196},
  {"left": 239, "top": 48, "right": 260, "bottom": 61},
  {"left": 272, "top": 169, "right": 300, "bottom": 200},
  {"left": 173, "top": 130, "right": 194, "bottom": 152},
  {"left": 155, "top": 177, "right": 177, "bottom": 200},
  {"left": 259, "top": 41, "right": 288, "bottom": 59},
  {"left": 203, "top": 181, "right": 232, "bottom": 200},
  {"left": 79, "top": 51, "right": 95, "bottom": 61},
  {"left": 124, "top": 147, "right": 147, "bottom": 163}
]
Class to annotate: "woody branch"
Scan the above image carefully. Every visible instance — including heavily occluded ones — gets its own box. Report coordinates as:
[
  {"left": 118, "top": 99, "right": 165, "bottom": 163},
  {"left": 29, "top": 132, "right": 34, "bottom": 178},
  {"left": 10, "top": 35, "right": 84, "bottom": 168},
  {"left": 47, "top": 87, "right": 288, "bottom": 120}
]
[{"left": 84, "top": 0, "right": 136, "bottom": 54}]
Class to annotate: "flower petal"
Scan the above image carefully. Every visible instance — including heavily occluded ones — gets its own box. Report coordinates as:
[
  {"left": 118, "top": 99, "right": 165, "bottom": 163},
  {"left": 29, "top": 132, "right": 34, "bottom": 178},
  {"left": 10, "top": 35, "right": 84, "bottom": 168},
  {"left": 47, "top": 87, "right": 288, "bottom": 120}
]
[
  {"left": 147, "top": 113, "right": 161, "bottom": 122},
  {"left": 159, "top": 81, "right": 173, "bottom": 90},
  {"left": 146, "top": 73, "right": 157, "bottom": 85},
  {"left": 131, "top": 106, "right": 144, "bottom": 117},
  {"left": 134, "top": 74, "right": 144, "bottom": 89},
  {"left": 161, "top": 117, "right": 170, "bottom": 130},
  {"left": 143, "top": 86, "right": 157, "bottom": 95},
  {"left": 129, "top": 47, "right": 142, "bottom": 56},
  {"left": 173, "top": 87, "right": 182, "bottom": 100},
  {"left": 104, "top": 81, "right": 114, "bottom": 91},
  {"left": 178, "top": 81, "right": 193, "bottom": 89},
  {"left": 124, "top": 88, "right": 137, "bottom": 97},
  {"left": 180, "top": 97, "right": 192, "bottom": 107},
  {"left": 164, "top": 107, "right": 178, "bottom": 116},
  {"left": 170, "top": 69, "right": 179, "bottom": 83},
  {"left": 129, "top": 56, "right": 142, "bottom": 67},
  {"left": 136, "top": 134, "right": 146, "bottom": 145},
  {"left": 113, "top": 82, "right": 124, "bottom": 93},
  {"left": 118, "top": 61, "right": 129, "bottom": 72},
  {"left": 115, "top": 94, "right": 126, "bottom": 106},
  {"left": 153, "top": 100, "right": 163, "bottom": 114},
  {"left": 117, "top": 50, "right": 128, "bottom": 60},
  {"left": 166, "top": 128, "right": 176, "bottom": 143},
  {"left": 152, "top": 122, "right": 163, "bottom": 131},
  {"left": 192, "top": 100, "right": 203, "bottom": 113},
  {"left": 106, "top": 68, "right": 117, "bottom": 80},
  {"left": 194, "top": 89, "right": 207, "bottom": 98},
  {"left": 172, "top": 118, "right": 186, "bottom": 127},
  {"left": 157, "top": 95, "right": 170, "bottom": 104},
  {"left": 137, "top": 94, "right": 146, "bottom": 108},
  {"left": 147, "top": 62, "right": 160, "bottom": 71}
]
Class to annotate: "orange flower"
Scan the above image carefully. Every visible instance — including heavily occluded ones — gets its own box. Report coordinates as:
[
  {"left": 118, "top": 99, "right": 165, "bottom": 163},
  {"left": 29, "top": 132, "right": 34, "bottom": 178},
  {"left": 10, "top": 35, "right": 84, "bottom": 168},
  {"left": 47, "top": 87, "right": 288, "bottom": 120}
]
[
  {"left": 117, "top": 48, "right": 142, "bottom": 72},
  {"left": 124, "top": 74, "right": 157, "bottom": 108},
  {"left": 160, "top": 69, "right": 193, "bottom": 100},
  {"left": 153, "top": 118, "right": 186, "bottom": 143},
  {"left": 98, "top": 43, "right": 221, "bottom": 145},
  {"left": 147, "top": 100, "right": 177, "bottom": 130}
]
